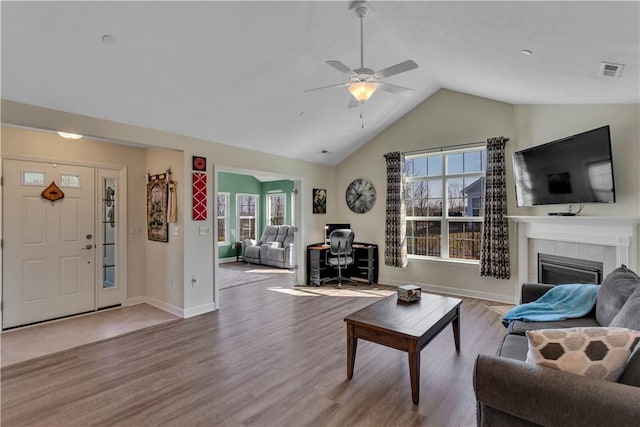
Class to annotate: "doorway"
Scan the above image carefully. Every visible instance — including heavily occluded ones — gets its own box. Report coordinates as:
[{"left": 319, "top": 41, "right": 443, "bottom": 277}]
[{"left": 2, "top": 159, "right": 126, "bottom": 329}]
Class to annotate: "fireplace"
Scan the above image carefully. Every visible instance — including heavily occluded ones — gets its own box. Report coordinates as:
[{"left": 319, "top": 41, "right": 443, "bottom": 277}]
[{"left": 538, "top": 253, "right": 603, "bottom": 285}]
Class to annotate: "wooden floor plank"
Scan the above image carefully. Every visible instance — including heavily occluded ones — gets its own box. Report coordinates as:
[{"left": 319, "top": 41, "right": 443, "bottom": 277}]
[{"left": 1, "top": 277, "right": 506, "bottom": 426}]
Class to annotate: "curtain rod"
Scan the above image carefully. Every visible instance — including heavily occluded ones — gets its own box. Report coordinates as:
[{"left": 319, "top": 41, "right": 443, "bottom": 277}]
[{"left": 403, "top": 137, "right": 509, "bottom": 156}]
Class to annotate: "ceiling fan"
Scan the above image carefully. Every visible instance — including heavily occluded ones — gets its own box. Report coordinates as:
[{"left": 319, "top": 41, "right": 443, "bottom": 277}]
[{"left": 305, "top": 1, "right": 419, "bottom": 109}]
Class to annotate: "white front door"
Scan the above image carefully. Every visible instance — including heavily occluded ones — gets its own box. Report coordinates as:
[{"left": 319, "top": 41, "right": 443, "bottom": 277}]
[{"left": 3, "top": 160, "right": 96, "bottom": 328}]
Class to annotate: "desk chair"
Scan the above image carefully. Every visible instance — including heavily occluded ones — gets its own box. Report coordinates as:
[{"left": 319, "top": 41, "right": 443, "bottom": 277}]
[{"left": 326, "top": 229, "right": 355, "bottom": 288}]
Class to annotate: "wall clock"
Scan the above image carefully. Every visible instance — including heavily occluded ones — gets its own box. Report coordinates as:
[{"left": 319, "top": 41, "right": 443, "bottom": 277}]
[{"left": 345, "top": 178, "right": 376, "bottom": 214}]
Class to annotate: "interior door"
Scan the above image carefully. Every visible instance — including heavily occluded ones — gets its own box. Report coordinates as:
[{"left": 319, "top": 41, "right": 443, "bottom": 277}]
[{"left": 3, "top": 160, "right": 96, "bottom": 329}]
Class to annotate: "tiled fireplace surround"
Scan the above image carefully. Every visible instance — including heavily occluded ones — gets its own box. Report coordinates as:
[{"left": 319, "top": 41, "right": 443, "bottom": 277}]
[{"left": 510, "top": 216, "right": 640, "bottom": 303}]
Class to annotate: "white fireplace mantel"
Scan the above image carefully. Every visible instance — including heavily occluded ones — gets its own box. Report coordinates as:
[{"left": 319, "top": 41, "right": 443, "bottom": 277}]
[{"left": 508, "top": 216, "right": 640, "bottom": 302}]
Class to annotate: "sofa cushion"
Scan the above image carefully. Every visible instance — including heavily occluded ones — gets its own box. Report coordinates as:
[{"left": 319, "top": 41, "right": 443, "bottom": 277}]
[
  {"left": 610, "top": 287, "right": 640, "bottom": 331},
  {"left": 508, "top": 317, "right": 599, "bottom": 336},
  {"left": 259, "top": 225, "right": 279, "bottom": 243},
  {"left": 596, "top": 265, "right": 640, "bottom": 326},
  {"left": 275, "top": 226, "right": 289, "bottom": 244},
  {"left": 526, "top": 327, "right": 640, "bottom": 381},
  {"left": 498, "top": 334, "right": 529, "bottom": 361},
  {"left": 618, "top": 342, "right": 640, "bottom": 386}
]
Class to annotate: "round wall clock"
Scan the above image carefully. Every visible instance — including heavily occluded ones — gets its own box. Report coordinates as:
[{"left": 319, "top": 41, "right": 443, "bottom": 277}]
[{"left": 345, "top": 178, "right": 376, "bottom": 214}]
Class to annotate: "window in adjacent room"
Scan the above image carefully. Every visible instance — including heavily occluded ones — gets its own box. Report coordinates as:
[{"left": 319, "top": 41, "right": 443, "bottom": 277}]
[
  {"left": 404, "top": 146, "right": 486, "bottom": 261},
  {"left": 217, "top": 192, "right": 230, "bottom": 244},
  {"left": 267, "top": 193, "right": 286, "bottom": 225},
  {"left": 237, "top": 194, "right": 258, "bottom": 240}
]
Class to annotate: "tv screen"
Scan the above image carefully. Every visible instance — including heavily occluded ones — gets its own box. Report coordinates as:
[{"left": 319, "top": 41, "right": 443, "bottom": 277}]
[{"left": 513, "top": 126, "right": 615, "bottom": 207}]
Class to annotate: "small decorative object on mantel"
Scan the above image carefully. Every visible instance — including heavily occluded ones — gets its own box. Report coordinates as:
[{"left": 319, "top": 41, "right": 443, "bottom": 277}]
[
  {"left": 398, "top": 284, "right": 421, "bottom": 302},
  {"left": 41, "top": 181, "right": 65, "bottom": 203},
  {"left": 147, "top": 171, "right": 169, "bottom": 242}
]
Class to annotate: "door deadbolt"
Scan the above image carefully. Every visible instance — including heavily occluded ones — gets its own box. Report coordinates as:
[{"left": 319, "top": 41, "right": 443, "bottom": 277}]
[{"left": 86, "top": 234, "right": 93, "bottom": 239}]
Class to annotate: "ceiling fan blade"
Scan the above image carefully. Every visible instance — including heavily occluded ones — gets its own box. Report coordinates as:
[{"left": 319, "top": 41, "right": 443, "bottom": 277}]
[
  {"left": 348, "top": 96, "right": 359, "bottom": 109},
  {"left": 375, "top": 60, "right": 418, "bottom": 78},
  {"left": 326, "top": 60, "right": 355, "bottom": 75},
  {"left": 304, "top": 82, "right": 349, "bottom": 93},
  {"left": 378, "top": 82, "right": 415, "bottom": 97}
]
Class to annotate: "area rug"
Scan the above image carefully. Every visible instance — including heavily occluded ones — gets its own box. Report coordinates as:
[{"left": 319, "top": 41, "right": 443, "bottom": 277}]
[{"left": 218, "top": 262, "right": 294, "bottom": 289}]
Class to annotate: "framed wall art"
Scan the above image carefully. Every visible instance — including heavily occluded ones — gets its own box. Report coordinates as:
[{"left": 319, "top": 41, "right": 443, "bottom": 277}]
[
  {"left": 313, "top": 188, "right": 326, "bottom": 214},
  {"left": 147, "top": 173, "right": 169, "bottom": 242}
]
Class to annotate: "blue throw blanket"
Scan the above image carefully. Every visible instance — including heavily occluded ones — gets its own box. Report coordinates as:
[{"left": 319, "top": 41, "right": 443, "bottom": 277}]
[{"left": 502, "top": 284, "right": 599, "bottom": 327}]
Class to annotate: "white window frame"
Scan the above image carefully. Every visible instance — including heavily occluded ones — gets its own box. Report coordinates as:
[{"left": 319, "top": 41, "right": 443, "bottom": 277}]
[
  {"left": 217, "top": 192, "right": 230, "bottom": 245},
  {"left": 405, "top": 145, "right": 486, "bottom": 262},
  {"left": 236, "top": 193, "right": 259, "bottom": 241},
  {"left": 266, "top": 192, "right": 286, "bottom": 226}
]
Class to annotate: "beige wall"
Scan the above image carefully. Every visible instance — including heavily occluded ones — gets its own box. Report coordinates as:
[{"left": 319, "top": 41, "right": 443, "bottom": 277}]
[
  {"left": 2, "top": 93, "right": 638, "bottom": 310},
  {"left": 145, "top": 147, "right": 185, "bottom": 312},
  {"left": 1, "top": 100, "right": 335, "bottom": 316},
  {"left": 1, "top": 125, "right": 148, "bottom": 300},
  {"left": 336, "top": 89, "right": 640, "bottom": 302}
]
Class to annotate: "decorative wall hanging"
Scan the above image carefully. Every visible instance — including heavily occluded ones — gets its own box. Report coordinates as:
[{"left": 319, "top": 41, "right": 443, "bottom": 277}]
[
  {"left": 192, "top": 172, "right": 207, "bottom": 221},
  {"left": 192, "top": 156, "right": 207, "bottom": 171},
  {"left": 167, "top": 169, "right": 178, "bottom": 223},
  {"left": 41, "top": 181, "right": 65, "bottom": 203},
  {"left": 147, "top": 172, "right": 169, "bottom": 242},
  {"left": 313, "top": 188, "right": 326, "bottom": 214}
]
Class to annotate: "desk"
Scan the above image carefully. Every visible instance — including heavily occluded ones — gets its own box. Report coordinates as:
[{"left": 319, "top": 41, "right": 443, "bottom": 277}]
[{"left": 306, "top": 242, "right": 378, "bottom": 286}]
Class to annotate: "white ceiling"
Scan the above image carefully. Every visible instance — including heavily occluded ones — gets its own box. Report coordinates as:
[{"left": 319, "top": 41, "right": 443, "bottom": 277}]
[{"left": 2, "top": 1, "right": 638, "bottom": 166}]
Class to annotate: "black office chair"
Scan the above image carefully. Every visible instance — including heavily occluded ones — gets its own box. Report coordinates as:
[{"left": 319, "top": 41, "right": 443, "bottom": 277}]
[{"left": 326, "top": 229, "right": 355, "bottom": 288}]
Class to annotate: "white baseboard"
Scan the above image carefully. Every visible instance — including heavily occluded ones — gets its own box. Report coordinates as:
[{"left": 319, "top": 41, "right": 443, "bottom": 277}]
[
  {"left": 184, "top": 302, "right": 217, "bottom": 318},
  {"left": 126, "top": 296, "right": 218, "bottom": 318},
  {"left": 126, "top": 296, "right": 146, "bottom": 306},
  {"left": 379, "top": 277, "right": 517, "bottom": 304}
]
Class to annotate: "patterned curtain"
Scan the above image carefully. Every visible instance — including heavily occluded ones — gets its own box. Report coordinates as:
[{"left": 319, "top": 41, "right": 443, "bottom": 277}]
[
  {"left": 480, "top": 137, "right": 510, "bottom": 279},
  {"left": 384, "top": 152, "right": 408, "bottom": 268}
]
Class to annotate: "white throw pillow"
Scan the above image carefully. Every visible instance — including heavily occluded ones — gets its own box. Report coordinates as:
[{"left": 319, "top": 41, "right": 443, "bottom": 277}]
[{"left": 526, "top": 327, "right": 640, "bottom": 381}]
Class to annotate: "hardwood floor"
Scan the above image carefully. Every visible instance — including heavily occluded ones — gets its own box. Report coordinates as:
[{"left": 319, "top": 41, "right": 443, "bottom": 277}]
[{"left": 1, "top": 277, "right": 506, "bottom": 427}]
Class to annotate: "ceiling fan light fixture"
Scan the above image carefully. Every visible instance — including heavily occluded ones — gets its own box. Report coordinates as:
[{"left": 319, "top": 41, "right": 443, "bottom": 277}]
[{"left": 348, "top": 81, "right": 377, "bottom": 102}]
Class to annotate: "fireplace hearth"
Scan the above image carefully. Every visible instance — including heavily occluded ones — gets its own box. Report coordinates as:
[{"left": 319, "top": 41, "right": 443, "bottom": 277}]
[{"left": 538, "top": 253, "right": 603, "bottom": 285}]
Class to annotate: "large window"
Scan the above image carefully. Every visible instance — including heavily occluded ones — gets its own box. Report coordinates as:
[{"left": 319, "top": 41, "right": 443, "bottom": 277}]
[
  {"left": 237, "top": 194, "right": 258, "bottom": 240},
  {"left": 217, "top": 193, "right": 230, "bottom": 243},
  {"left": 405, "top": 146, "right": 486, "bottom": 261},
  {"left": 267, "top": 193, "right": 286, "bottom": 225}
]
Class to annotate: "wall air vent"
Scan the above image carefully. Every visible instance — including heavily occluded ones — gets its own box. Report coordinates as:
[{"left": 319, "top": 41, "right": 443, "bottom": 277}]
[{"left": 599, "top": 62, "right": 624, "bottom": 78}]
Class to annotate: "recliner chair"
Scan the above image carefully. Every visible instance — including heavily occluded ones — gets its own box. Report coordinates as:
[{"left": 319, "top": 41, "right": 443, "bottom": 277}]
[{"left": 326, "top": 229, "right": 355, "bottom": 288}]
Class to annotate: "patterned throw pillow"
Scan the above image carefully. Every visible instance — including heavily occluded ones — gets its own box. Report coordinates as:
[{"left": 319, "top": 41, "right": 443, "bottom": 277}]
[{"left": 526, "top": 327, "right": 640, "bottom": 381}]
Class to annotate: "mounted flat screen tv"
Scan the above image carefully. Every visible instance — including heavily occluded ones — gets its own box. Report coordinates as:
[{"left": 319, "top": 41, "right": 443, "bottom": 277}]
[{"left": 513, "top": 125, "right": 615, "bottom": 207}]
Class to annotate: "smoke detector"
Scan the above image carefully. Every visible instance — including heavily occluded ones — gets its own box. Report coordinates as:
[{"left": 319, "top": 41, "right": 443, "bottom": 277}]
[{"left": 599, "top": 62, "right": 624, "bottom": 78}]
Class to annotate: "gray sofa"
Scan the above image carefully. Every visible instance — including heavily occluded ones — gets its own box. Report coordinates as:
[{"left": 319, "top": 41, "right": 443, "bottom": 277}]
[
  {"left": 474, "top": 265, "right": 640, "bottom": 426},
  {"left": 242, "top": 225, "right": 294, "bottom": 269}
]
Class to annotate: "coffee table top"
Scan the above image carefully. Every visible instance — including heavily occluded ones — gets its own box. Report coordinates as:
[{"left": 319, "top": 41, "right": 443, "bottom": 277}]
[{"left": 344, "top": 293, "right": 462, "bottom": 339}]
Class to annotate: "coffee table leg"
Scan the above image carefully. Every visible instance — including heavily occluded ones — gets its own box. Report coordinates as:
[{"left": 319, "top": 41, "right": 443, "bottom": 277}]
[
  {"left": 347, "top": 322, "right": 358, "bottom": 379},
  {"left": 408, "top": 340, "right": 420, "bottom": 404},
  {"left": 452, "top": 306, "right": 461, "bottom": 353}
]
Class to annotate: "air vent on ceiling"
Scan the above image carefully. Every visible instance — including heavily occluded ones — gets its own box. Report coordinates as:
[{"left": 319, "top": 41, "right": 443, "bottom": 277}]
[{"left": 599, "top": 62, "right": 624, "bottom": 78}]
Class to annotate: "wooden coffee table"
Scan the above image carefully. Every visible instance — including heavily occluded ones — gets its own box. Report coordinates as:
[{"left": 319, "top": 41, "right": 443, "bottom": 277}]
[{"left": 344, "top": 292, "right": 462, "bottom": 404}]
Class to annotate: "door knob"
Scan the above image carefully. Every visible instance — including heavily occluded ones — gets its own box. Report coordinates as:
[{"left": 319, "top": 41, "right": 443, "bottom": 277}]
[{"left": 82, "top": 244, "right": 93, "bottom": 250}]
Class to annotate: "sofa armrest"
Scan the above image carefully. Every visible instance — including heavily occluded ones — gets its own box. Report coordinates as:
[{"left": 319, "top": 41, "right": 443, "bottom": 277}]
[
  {"left": 474, "top": 354, "right": 640, "bottom": 426},
  {"left": 243, "top": 239, "right": 257, "bottom": 247},
  {"left": 520, "top": 283, "right": 556, "bottom": 304}
]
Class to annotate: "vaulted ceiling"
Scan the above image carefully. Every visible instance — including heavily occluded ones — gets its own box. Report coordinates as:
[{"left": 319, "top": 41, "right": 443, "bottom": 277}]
[{"left": 2, "top": 1, "right": 638, "bottom": 166}]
